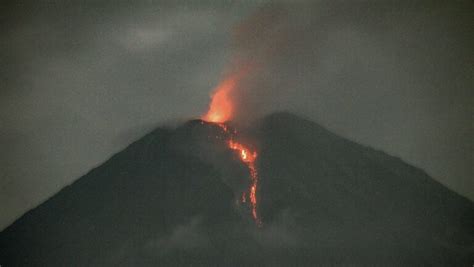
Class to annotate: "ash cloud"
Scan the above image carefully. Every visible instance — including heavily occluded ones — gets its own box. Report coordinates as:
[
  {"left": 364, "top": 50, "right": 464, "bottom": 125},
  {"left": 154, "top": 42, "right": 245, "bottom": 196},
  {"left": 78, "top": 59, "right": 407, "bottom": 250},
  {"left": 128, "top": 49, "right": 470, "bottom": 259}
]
[{"left": 228, "top": 2, "right": 473, "bottom": 199}]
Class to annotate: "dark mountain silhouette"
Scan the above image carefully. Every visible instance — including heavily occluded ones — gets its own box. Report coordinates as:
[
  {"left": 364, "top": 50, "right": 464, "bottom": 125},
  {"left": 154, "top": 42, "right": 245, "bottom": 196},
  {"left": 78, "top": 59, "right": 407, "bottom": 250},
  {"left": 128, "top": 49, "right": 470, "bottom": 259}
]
[{"left": 1, "top": 112, "right": 472, "bottom": 266}]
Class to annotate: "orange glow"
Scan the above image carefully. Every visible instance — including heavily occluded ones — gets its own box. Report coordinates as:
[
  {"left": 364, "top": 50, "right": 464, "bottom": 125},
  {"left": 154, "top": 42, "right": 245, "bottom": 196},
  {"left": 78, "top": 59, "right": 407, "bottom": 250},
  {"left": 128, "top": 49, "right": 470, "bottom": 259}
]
[
  {"left": 228, "top": 138, "right": 261, "bottom": 226},
  {"left": 228, "top": 140, "right": 257, "bottom": 163},
  {"left": 202, "top": 70, "right": 261, "bottom": 226},
  {"left": 202, "top": 76, "right": 237, "bottom": 123}
]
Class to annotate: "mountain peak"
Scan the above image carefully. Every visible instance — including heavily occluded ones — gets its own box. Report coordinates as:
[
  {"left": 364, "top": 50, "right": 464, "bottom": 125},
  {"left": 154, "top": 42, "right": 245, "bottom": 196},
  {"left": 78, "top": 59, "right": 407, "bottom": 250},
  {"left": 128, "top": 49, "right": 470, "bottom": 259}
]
[{"left": 1, "top": 112, "right": 472, "bottom": 266}]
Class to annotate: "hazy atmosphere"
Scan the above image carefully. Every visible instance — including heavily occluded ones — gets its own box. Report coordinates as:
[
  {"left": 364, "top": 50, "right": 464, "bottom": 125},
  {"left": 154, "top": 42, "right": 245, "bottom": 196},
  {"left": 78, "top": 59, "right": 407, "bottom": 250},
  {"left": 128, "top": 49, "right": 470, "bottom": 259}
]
[{"left": 1, "top": 0, "right": 472, "bottom": 231}]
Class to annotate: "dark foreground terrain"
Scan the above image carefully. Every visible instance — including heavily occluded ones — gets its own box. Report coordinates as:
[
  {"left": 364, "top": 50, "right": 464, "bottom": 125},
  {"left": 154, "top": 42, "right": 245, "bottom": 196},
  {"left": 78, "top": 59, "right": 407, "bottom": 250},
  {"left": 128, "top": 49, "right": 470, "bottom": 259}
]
[{"left": 1, "top": 112, "right": 472, "bottom": 266}]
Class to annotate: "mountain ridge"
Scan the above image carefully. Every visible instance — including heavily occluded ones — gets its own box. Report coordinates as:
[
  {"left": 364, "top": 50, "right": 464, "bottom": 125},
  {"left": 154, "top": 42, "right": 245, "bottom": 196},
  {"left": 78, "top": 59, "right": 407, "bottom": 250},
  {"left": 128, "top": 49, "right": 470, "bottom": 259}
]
[{"left": 1, "top": 112, "right": 472, "bottom": 266}]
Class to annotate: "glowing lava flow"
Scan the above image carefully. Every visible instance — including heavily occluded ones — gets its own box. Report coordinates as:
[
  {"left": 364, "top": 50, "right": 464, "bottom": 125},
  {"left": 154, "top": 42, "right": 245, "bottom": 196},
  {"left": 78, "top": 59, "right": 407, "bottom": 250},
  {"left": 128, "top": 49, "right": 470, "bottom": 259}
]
[
  {"left": 202, "top": 74, "right": 262, "bottom": 226},
  {"left": 209, "top": 122, "right": 261, "bottom": 226},
  {"left": 228, "top": 139, "right": 261, "bottom": 226}
]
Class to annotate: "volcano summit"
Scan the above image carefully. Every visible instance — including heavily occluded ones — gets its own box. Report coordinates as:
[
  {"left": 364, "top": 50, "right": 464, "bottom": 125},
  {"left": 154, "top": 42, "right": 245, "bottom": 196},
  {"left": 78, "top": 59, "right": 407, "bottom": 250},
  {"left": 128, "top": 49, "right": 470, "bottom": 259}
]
[{"left": 0, "top": 112, "right": 473, "bottom": 266}]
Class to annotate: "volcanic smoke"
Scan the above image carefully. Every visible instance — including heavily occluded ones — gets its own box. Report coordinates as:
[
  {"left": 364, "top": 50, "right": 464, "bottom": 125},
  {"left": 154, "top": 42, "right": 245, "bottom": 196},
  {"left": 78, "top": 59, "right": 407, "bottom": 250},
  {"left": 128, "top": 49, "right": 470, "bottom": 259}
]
[{"left": 202, "top": 74, "right": 261, "bottom": 226}]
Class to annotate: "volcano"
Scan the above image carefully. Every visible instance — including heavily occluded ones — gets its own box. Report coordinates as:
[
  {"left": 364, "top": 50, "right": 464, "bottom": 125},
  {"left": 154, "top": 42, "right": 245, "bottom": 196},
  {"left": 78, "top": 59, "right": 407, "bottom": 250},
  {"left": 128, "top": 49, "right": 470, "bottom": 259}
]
[{"left": 0, "top": 112, "right": 472, "bottom": 266}]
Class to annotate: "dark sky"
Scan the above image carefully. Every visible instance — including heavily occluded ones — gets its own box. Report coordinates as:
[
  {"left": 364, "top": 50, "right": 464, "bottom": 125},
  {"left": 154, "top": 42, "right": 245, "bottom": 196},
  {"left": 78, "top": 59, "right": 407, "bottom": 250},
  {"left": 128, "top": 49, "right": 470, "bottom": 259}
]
[{"left": 1, "top": 1, "right": 472, "bottom": 230}]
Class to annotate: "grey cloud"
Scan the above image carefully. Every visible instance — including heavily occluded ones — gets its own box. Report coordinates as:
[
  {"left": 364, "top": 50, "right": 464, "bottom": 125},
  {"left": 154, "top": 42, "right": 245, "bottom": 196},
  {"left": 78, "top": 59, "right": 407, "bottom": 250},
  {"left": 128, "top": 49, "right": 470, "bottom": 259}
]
[
  {"left": 229, "top": 2, "right": 473, "bottom": 199},
  {"left": 145, "top": 217, "right": 210, "bottom": 254}
]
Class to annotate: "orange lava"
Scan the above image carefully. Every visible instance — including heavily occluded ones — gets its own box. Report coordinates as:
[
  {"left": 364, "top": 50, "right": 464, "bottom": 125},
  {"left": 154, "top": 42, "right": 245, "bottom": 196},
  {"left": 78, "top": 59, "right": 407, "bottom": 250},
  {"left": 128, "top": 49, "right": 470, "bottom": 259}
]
[
  {"left": 202, "top": 76, "right": 237, "bottom": 123},
  {"left": 202, "top": 72, "right": 261, "bottom": 226},
  {"left": 208, "top": 122, "right": 262, "bottom": 226},
  {"left": 228, "top": 138, "right": 261, "bottom": 226}
]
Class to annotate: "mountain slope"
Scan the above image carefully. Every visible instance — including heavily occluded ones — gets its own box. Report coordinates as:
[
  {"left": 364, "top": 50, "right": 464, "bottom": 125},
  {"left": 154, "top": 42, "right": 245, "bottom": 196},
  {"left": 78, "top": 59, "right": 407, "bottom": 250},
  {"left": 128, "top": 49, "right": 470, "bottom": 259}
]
[
  {"left": 1, "top": 112, "right": 472, "bottom": 266},
  {"left": 255, "top": 112, "right": 473, "bottom": 265}
]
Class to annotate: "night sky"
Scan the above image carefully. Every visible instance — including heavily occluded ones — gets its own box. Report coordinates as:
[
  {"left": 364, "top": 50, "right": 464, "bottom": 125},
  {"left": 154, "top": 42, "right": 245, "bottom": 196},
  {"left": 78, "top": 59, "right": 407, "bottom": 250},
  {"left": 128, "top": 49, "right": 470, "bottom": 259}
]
[{"left": 1, "top": 1, "right": 472, "bottom": 230}]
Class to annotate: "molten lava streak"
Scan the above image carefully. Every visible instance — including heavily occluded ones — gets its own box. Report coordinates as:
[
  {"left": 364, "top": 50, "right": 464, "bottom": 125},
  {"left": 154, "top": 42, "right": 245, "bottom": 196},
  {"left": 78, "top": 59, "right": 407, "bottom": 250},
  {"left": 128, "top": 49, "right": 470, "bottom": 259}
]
[
  {"left": 228, "top": 139, "right": 261, "bottom": 226},
  {"left": 202, "top": 74, "right": 261, "bottom": 226}
]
